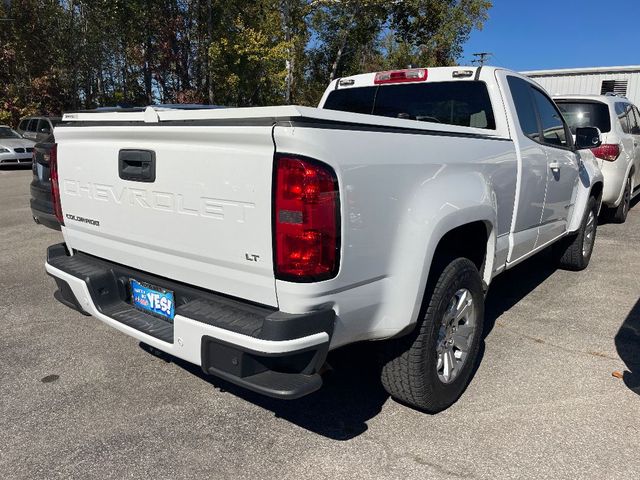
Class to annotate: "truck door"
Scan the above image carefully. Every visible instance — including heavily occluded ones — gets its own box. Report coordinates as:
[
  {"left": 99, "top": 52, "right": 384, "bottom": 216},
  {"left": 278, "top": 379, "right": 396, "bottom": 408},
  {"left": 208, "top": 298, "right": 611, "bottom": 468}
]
[
  {"left": 503, "top": 75, "right": 549, "bottom": 261},
  {"left": 529, "top": 87, "right": 579, "bottom": 247}
]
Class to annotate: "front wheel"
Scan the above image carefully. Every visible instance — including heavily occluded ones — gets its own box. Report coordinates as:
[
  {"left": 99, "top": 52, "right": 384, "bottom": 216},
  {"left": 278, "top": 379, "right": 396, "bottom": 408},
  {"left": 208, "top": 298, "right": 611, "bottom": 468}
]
[
  {"left": 556, "top": 196, "right": 598, "bottom": 271},
  {"left": 380, "top": 258, "right": 484, "bottom": 413}
]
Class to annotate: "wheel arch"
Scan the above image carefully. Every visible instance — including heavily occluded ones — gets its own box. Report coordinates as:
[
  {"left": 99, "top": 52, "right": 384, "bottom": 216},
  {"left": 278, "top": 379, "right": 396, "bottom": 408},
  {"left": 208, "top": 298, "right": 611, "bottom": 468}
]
[
  {"left": 568, "top": 154, "right": 604, "bottom": 233},
  {"left": 390, "top": 208, "right": 497, "bottom": 339}
]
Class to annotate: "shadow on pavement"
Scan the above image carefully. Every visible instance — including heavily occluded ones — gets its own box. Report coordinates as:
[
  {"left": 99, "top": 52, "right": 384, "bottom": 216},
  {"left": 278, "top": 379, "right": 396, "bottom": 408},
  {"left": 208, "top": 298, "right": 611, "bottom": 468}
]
[
  {"left": 483, "top": 247, "right": 558, "bottom": 338},
  {"left": 142, "top": 341, "right": 389, "bottom": 440},
  {"left": 615, "top": 298, "right": 640, "bottom": 394},
  {"left": 140, "top": 249, "right": 562, "bottom": 440},
  {"left": 0, "top": 164, "right": 32, "bottom": 171}
]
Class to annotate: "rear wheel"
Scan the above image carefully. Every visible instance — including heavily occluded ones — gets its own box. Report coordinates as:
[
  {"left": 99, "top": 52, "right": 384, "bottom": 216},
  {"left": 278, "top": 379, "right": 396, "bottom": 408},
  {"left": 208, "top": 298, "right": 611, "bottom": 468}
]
[
  {"left": 380, "top": 258, "right": 484, "bottom": 413},
  {"left": 611, "top": 175, "right": 632, "bottom": 223},
  {"left": 556, "top": 196, "right": 598, "bottom": 271}
]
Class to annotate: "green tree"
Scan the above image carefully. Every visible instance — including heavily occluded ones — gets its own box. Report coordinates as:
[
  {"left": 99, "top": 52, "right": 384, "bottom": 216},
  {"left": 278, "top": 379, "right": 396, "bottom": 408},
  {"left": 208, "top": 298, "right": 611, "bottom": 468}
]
[{"left": 0, "top": 0, "right": 491, "bottom": 124}]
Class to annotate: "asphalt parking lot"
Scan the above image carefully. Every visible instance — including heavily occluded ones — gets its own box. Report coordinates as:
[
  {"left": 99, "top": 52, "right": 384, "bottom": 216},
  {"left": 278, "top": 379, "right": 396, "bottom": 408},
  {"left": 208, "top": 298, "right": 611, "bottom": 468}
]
[{"left": 1, "top": 166, "right": 639, "bottom": 479}]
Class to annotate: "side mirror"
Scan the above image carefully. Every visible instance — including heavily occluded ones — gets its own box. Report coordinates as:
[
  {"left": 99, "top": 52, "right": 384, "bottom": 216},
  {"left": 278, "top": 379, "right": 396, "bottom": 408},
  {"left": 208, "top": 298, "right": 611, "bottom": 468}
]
[{"left": 575, "top": 127, "right": 602, "bottom": 150}]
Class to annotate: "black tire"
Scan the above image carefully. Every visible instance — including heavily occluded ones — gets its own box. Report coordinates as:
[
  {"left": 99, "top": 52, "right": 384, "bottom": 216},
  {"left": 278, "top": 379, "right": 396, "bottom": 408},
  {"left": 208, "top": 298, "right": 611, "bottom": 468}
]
[
  {"left": 610, "top": 175, "right": 632, "bottom": 224},
  {"left": 380, "top": 258, "right": 484, "bottom": 413},
  {"left": 556, "top": 196, "right": 598, "bottom": 271}
]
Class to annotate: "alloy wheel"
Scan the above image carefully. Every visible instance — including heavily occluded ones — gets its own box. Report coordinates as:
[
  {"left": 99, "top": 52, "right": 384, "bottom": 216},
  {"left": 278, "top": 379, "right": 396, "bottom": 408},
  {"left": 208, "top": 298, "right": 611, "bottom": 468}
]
[{"left": 435, "top": 288, "right": 476, "bottom": 384}]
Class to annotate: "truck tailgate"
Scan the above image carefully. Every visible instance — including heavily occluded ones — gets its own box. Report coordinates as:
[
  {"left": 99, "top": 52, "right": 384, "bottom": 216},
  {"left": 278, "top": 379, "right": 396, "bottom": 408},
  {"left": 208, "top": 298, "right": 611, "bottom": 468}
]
[{"left": 55, "top": 122, "right": 277, "bottom": 307}]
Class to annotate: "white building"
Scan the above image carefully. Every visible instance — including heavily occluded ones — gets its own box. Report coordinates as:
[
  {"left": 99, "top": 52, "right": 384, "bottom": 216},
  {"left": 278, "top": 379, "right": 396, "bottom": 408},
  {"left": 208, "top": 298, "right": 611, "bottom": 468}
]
[{"left": 522, "top": 66, "right": 640, "bottom": 105}]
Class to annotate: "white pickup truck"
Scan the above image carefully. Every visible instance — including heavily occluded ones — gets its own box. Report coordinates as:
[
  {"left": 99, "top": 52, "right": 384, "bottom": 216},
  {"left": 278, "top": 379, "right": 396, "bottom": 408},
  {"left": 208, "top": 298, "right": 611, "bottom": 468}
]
[{"left": 46, "top": 67, "right": 604, "bottom": 412}]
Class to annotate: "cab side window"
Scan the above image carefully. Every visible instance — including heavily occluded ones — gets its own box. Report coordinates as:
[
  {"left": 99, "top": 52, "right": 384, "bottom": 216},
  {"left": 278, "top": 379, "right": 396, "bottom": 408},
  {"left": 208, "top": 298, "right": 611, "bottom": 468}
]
[
  {"left": 507, "top": 76, "right": 540, "bottom": 141},
  {"left": 18, "top": 119, "right": 28, "bottom": 131},
  {"left": 530, "top": 88, "right": 571, "bottom": 148},
  {"left": 26, "top": 119, "right": 38, "bottom": 132}
]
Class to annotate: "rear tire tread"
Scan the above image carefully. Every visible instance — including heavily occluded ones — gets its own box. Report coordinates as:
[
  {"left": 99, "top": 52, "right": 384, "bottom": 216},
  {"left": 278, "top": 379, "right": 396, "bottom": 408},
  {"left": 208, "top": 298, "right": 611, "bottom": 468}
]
[
  {"left": 380, "top": 258, "right": 483, "bottom": 412},
  {"left": 557, "top": 196, "right": 598, "bottom": 271}
]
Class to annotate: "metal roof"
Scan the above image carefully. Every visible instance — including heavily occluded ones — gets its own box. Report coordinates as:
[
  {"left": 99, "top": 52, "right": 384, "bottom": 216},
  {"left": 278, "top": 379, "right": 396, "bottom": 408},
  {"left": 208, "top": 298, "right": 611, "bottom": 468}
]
[{"left": 522, "top": 65, "right": 640, "bottom": 77}]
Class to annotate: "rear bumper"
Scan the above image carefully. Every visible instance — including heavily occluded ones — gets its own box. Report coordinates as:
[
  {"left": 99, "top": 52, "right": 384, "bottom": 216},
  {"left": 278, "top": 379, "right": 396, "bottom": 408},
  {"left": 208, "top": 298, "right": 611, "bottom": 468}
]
[
  {"left": 31, "top": 203, "right": 61, "bottom": 231},
  {"left": 46, "top": 243, "right": 334, "bottom": 399},
  {"left": 29, "top": 180, "right": 61, "bottom": 230},
  {"left": 30, "top": 179, "right": 61, "bottom": 230}
]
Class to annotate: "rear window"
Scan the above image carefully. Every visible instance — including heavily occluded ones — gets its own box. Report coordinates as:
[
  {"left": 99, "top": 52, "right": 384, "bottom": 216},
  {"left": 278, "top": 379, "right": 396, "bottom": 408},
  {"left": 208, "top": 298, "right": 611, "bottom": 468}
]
[
  {"left": 556, "top": 101, "right": 611, "bottom": 134},
  {"left": 323, "top": 81, "right": 496, "bottom": 130}
]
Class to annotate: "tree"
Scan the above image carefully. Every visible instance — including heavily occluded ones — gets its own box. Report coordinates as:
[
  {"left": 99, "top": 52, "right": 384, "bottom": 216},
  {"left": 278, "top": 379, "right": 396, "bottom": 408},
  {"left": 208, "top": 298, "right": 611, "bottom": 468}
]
[
  {"left": 0, "top": 0, "right": 491, "bottom": 124},
  {"left": 388, "top": 0, "right": 492, "bottom": 66}
]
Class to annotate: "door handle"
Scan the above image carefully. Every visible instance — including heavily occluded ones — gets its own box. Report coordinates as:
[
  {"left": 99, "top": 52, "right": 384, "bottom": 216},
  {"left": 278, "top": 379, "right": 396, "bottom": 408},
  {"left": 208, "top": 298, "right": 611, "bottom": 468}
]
[
  {"left": 549, "top": 162, "right": 561, "bottom": 172},
  {"left": 119, "top": 149, "right": 156, "bottom": 182}
]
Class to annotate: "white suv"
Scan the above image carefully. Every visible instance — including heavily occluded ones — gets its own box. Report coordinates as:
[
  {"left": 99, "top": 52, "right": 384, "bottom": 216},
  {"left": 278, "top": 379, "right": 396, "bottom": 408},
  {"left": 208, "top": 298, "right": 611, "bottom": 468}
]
[{"left": 555, "top": 94, "right": 640, "bottom": 223}]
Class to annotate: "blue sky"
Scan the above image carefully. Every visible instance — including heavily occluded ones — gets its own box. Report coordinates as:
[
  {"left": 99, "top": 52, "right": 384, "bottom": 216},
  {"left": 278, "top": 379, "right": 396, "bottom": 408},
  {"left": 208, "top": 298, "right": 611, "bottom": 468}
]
[{"left": 462, "top": 0, "right": 640, "bottom": 71}]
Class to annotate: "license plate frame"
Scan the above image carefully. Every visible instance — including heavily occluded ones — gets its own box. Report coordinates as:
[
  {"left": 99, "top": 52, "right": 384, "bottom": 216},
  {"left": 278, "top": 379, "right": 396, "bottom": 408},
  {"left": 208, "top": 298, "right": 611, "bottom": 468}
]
[{"left": 129, "top": 279, "right": 175, "bottom": 321}]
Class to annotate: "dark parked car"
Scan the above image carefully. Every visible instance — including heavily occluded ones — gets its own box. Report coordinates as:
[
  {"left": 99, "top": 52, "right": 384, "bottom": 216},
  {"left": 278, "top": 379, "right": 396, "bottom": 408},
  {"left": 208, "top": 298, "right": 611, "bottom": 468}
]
[
  {"left": 17, "top": 116, "right": 62, "bottom": 143},
  {"left": 30, "top": 141, "right": 60, "bottom": 230}
]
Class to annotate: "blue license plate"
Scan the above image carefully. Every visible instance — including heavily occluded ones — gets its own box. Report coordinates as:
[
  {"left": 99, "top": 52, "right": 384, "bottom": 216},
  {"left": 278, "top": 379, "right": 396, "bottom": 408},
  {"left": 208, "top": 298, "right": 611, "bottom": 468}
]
[{"left": 130, "top": 279, "right": 175, "bottom": 321}]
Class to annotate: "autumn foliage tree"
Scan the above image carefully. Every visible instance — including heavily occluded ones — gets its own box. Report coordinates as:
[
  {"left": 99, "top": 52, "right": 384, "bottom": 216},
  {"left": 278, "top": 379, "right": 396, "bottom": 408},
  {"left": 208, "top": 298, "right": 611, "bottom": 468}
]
[{"left": 0, "top": 0, "right": 491, "bottom": 125}]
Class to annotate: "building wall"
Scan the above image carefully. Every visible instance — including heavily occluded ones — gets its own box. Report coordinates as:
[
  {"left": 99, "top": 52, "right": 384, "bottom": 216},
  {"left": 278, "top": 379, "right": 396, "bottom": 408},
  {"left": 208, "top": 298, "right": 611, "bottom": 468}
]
[{"left": 525, "top": 70, "right": 640, "bottom": 105}]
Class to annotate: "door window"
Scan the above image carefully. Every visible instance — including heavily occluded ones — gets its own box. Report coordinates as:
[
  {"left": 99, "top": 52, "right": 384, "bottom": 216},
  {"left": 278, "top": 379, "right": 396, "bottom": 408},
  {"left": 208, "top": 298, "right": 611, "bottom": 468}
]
[
  {"left": 18, "top": 120, "right": 28, "bottom": 131},
  {"left": 26, "top": 119, "right": 38, "bottom": 132},
  {"left": 36, "top": 119, "right": 51, "bottom": 134},
  {"left": 530, "top": 88, "right": 571, "bottom": 148}
]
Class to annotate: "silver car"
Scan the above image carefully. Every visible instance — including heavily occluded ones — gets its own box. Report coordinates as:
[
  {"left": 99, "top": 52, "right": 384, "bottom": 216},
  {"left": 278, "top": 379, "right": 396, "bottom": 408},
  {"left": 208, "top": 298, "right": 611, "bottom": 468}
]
[
  {"left": 556, "top": 94, "right": 640, "bottom": 223},
  {"left": 0, "top": 126, "right": 36, "bottom": 166},
  {"left": 16, "top": 116, "right": 61, "bottom": 143}
]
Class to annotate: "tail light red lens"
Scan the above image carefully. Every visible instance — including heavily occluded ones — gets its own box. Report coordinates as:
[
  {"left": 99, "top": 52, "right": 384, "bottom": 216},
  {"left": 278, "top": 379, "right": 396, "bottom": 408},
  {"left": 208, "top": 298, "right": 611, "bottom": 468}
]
[
  {"left": 274, "top": 155, "right": 340, "bottom": 281},
  {"left": 374, "top": 68, "right": 428, "bottom": 84},
  {"left": 49, "top": 144, "right": 64, "bottom": 225},
  {"left": 591, "top": 143, "right": 620, "bottom": 162}
]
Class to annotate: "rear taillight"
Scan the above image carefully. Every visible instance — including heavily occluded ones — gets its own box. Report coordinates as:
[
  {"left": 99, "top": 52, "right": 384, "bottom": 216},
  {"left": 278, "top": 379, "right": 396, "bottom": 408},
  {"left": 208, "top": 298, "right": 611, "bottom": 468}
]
[
  {"left": 274, "top": 155, "right": 340, "bottom": 281},
  {"left": 49, "top": 144, "right": 64, "bottom": 225},
  {"left": 374, "top": 68, "right": 428, "bottom": 84},
  {"left": 591, "top": 143, "right": 620, "bottom": 162}
]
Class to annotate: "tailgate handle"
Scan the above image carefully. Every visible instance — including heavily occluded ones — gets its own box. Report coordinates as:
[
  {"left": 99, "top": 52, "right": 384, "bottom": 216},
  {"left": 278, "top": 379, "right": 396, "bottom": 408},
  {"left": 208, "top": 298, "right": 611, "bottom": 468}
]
[{"left": 118, "top": 149, "right": 156, "bottom": 182}]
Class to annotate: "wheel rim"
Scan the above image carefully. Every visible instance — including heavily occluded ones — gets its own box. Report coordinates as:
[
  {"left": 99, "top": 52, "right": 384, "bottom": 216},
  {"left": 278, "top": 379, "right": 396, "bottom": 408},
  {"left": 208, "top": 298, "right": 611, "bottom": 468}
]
[
  {"left": 436, "top": 288, "right": 476, "bottom": 384},
  {"left": 582, "top": 209, "right": 596, "bottom": 257}
]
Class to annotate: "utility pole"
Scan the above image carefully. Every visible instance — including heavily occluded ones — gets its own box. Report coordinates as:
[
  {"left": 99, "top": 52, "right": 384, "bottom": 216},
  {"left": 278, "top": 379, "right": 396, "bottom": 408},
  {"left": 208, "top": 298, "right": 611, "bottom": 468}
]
[{"left": 471, "top": 52, "right": 493, "bottom": 66}]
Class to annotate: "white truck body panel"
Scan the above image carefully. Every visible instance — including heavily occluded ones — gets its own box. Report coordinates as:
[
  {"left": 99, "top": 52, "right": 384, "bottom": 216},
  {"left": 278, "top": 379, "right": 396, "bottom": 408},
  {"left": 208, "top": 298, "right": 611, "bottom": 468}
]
[
  {"left": 46, "top": 66, "right": 604, "bottom": 399},
  {"left": 272, "top": 122, "right": 516, "bottom": 345},
  {"left": 55, "top": 124, "right": 279, "bottom": 306}
]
